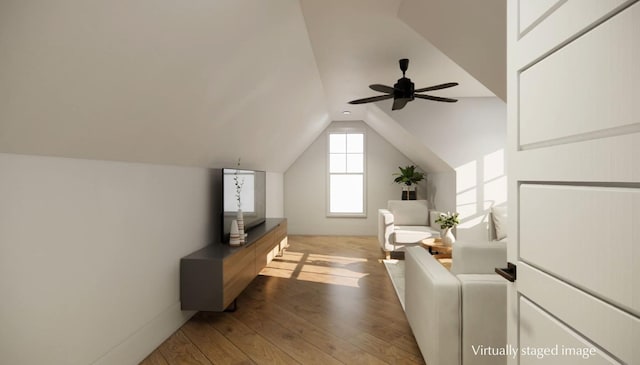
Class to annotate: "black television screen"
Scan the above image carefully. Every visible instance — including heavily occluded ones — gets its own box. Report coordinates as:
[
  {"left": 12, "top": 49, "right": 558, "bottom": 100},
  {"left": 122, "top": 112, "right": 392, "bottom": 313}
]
[{"left": 221, "top": 168, "right": 266, "bottom": 242}]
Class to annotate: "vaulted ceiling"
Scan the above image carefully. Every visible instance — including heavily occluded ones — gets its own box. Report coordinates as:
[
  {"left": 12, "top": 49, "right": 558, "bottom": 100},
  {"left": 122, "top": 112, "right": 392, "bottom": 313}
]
[{"left": 0, "top": 0, "right": 505, "bottom": 173}]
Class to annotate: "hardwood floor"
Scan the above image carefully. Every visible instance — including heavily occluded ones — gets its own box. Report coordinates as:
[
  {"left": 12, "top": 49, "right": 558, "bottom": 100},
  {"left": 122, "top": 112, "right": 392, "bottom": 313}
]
[{"left": 140, "top": 236, "right": 424, "bottom": 365}]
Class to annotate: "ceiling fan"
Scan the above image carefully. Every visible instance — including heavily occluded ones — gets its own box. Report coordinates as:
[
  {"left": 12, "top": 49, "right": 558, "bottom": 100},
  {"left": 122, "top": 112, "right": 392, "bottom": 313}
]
[{"left": 348, "top": 58, "right": 459, "bottom": 111}]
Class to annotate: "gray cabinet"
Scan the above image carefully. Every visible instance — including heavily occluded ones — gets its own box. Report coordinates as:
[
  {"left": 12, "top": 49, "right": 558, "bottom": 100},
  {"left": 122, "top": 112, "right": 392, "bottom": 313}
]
[{"left": 180, "top": 218, "right": 287, "bottom": 311}]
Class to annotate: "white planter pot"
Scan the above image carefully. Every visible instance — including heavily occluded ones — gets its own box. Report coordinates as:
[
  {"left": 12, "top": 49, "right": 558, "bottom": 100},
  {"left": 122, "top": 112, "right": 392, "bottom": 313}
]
[{"left": 441, "top": 227, "right": 456, "bottom": 246}]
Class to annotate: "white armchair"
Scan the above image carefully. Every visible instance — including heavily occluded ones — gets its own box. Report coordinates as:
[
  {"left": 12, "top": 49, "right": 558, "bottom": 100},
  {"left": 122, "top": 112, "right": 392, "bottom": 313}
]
[{"left": 377, "top": 200, "right": 441, "bottom": 257}]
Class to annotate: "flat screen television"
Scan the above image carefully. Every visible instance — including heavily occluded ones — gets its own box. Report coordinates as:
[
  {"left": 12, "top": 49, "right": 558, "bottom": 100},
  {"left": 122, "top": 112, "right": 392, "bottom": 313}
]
[{"left": 221, "top": 168, "right": 266, "bottom": 242}]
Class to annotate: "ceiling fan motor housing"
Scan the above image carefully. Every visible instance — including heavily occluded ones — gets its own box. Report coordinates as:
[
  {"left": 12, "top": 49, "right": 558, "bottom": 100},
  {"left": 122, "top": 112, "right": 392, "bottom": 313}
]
[{"left": 394, "top": 77, "right": 414, "bottom": 100}]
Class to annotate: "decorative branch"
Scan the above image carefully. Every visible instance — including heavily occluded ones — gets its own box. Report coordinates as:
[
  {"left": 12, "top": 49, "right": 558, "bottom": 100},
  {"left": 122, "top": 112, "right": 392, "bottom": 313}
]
[{"left": 233, "top": 158, "right": 244, "bottom": 210}]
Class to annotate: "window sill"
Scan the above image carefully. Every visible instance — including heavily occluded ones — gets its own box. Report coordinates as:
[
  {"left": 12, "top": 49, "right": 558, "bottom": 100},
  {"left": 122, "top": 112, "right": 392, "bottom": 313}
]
[{"left": 326, "top": 213, "right": 367, "bottom": 218}]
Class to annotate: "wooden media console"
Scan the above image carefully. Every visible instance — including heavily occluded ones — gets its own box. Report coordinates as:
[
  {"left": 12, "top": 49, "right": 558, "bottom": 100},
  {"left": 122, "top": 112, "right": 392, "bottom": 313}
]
[{"left": 180, "top": 218, "right": 287, "bottom": 311}]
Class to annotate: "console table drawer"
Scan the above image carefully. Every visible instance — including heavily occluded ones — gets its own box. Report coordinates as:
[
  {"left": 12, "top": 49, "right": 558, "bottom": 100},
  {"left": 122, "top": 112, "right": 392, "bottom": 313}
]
[
  {"left": 255, "top": 231, "right": 276, "bottom": 274},
  {"left": 274, "top": 220, "right": 288, "bottom": 252},
  {"left": 274, "top": 220, "right": 287, "bottom": 240},
  {"left": 222, "top": 245, "right": 255, "bottom": 308}
]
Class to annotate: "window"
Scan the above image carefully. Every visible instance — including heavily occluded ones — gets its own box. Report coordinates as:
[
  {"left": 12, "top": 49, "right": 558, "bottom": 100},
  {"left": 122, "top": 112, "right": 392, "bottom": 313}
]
[{"left": 327, "top": 130, "right": 365, "bottom": 216}]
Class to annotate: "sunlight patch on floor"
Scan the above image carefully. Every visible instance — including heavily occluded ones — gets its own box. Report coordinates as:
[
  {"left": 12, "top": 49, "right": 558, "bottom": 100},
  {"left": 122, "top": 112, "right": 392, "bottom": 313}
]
[{"left": 259, "top": 250, "right": 370, "bottom": 288}]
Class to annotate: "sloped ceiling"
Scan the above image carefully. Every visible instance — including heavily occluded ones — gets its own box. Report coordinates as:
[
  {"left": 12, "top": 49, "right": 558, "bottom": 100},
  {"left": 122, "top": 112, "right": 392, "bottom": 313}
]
[
  {"left": 0, "top": 0, "right": 329, "bottom": 172},
  {"left": 365, "top": 104, "right": 451, "bottom": 172},
  {"left": 398, "top": 0, "right": 506, "bottom": 101},
  {"left": 0, "top": 0, "right": 504, "bottom": 173}
]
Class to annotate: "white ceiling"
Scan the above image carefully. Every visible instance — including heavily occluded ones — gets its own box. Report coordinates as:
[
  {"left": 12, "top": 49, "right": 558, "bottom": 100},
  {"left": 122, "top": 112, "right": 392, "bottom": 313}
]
[
  {"left": 300, "top": 0, "right": 494, "bottom": 121},
  {"left": 0, "top": 0, "right": 504, "bottom": 172}
]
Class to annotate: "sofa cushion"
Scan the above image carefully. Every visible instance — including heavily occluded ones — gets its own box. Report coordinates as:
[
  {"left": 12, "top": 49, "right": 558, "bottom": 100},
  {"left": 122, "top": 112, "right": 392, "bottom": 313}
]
[
  {"left": 491, "top": 206, "right": 508, "bottom": 241},
  {"left": 387, "top": 200, "right": 429, "bottom": 226},
  {"left": 394, "top": 226, "right": 440, "bottom": 244}
]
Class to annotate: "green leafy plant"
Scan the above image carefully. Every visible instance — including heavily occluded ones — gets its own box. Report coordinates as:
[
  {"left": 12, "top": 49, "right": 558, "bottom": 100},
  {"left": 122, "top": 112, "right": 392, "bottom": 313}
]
[
  {"left": 435, "top": 212, "right": 460, "bottom": 229},
  {"left": 392, "top": 165, "right": 425, "bottom": 186}
]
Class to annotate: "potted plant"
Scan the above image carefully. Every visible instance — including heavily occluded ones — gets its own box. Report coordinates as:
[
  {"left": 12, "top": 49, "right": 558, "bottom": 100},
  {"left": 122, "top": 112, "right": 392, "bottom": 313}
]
[
  {"left": 393, "top": 165, "right": 425, "bottom": 200},
  {"left": 435, "top": 212, "right": 460, "bottom": 246}
]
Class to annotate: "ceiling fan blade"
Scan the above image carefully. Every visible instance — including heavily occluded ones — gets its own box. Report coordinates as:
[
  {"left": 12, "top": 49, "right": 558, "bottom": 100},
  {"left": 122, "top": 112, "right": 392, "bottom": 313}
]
[
  {"left": 349, "top": 94, "right": 394, "bottom": 104},
  {"left": 369, "top": 84, "right": 396, "bottom": 93},
  {"left": 414, "top": 82, "right": 459, "bottom": 93},
  {"left": 392, "top": 98, "right": 410, "bottom": 110},
  {"left": 415, "top": 94, "right": 458, "bottom": 103}
]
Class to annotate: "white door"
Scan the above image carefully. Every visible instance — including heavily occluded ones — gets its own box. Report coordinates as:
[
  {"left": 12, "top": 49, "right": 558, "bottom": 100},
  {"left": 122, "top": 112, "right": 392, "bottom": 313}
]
[{"left": 507, "top": 1, "right": 640, "bottom": 364}]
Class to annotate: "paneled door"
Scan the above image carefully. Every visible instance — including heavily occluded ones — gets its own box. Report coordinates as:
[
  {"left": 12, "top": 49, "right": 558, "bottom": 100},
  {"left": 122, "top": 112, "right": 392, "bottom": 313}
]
[{"left": 507, "top": 1, "right": 639, "bottom": 364}]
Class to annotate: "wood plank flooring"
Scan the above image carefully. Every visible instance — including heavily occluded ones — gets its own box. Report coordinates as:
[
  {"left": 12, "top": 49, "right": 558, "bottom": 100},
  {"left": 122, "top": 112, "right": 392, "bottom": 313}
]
[{"left": 140, "top": 236, "right": 424, "bottom": 365}]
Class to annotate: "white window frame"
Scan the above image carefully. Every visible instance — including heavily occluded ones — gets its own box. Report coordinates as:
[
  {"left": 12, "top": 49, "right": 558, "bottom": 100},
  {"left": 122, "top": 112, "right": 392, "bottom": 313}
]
[{"left": 326, "top": 127, "right": 367, "bottom": 218}]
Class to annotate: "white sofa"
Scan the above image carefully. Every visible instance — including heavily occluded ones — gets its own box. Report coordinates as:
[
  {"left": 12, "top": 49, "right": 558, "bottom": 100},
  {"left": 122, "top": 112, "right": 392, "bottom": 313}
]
[
  {"left": 378, "top": 200, "right": 441, "bottom": 257},
  {"left": 405, "top": 240, "right": 508, "bottom": 365}
]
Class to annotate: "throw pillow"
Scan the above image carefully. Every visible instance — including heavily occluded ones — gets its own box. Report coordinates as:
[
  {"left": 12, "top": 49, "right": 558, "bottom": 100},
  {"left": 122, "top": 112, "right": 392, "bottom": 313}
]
[{"left": 491, "top": 206, "right": 508, "bottom": 241}]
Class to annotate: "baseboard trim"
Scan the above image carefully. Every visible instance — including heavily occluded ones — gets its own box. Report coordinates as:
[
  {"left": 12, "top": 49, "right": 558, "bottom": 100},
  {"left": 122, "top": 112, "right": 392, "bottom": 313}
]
[{"left": 92, "top": 302, "right": 196, "bottom": 365}]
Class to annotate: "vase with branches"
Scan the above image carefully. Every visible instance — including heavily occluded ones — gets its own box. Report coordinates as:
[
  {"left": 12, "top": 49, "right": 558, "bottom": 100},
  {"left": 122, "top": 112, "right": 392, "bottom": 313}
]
[
  {"left": 233, "top": 158, "right": 246, "bottom": 244},
  {"left": 233, "top": 159, "right": 244, "bottom": 210}
]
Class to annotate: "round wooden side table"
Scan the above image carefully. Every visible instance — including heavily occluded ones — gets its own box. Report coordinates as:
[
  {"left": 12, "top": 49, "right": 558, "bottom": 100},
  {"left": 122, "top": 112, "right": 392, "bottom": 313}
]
[{"left": 421, "top": 238, "right": 452, "bottom": 258}]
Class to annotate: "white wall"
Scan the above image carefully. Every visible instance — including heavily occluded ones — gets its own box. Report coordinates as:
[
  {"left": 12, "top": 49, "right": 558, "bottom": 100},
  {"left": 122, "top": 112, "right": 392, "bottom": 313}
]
[
  {"left": 426, "top": 171, "right": 457, "bottom": 213},
  {"left": 266, "top": 172, "right": 284, "bottom": 218},
  {"left": 0, "top": 153, "right": 217, "bottom": 365},
  {"left": 384, "top": 97, "right": 507, "bottom": 241},
  {"left": 284, "top": 121, "right": 422, "bottom": 235}
]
